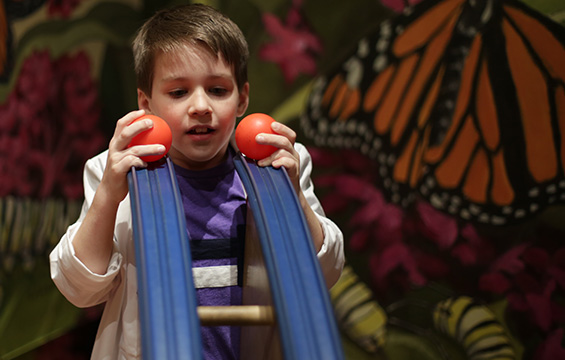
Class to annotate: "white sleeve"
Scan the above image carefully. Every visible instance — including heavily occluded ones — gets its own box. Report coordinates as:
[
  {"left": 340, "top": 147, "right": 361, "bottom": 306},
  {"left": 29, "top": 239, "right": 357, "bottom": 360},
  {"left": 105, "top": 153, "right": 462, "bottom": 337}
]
[
  {"left": 49, "top": 151, "right": 123, "bottom": 308},
  {"left": 296, "top": 143, "right": 345, "bottom": 288}
]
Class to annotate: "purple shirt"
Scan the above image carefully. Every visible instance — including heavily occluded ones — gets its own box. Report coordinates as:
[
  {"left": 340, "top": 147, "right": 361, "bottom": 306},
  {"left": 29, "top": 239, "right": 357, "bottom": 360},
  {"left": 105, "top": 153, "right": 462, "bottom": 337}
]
[{"left": 174, "top": 150, "right": 246, "bottom": 360}]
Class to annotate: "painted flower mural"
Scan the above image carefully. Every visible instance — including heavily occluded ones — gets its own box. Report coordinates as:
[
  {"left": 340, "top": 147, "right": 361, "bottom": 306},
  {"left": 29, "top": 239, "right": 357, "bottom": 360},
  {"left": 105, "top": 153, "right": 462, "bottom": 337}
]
[
  {"left": 0, "top": 50, "right": 105, "bottom": 199},
  {"left": 47, "top": 0, "right": 83, "bottom": 18},
  {"left": 297, "top": 0, "right": 565, "bottom": 358},
  {"left": 0, "top": 0, "right": 140, "bottom": 357},
  {"left": 259, "top": 0, "right": 323, "bottom": 84},
  {"left": 309, "top": 146, "right": 565, "bottom": 359},
  {"left": 0, "top": 0, "right": 564, "bottom": 359}
]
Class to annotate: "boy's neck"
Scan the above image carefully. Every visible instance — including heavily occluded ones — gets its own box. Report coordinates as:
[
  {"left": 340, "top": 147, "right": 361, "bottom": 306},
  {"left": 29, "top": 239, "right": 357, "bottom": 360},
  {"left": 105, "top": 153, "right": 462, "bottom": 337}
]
[{"left": 171, "top": 146, "right": 232, "bottom": 171}]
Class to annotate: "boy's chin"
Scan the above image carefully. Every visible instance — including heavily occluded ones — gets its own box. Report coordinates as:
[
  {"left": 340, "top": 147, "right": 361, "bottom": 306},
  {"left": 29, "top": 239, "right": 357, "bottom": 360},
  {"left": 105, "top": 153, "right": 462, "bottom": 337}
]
[{"left": 168, "top": 147, "right": 229, "bottom": 170}]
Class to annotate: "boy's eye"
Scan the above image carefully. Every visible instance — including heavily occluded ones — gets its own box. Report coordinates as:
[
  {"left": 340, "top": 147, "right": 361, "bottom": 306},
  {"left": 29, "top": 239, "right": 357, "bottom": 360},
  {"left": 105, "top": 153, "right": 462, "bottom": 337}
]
[
  {"left": 169, "top": 89, "right": 187, "bottom": 98},
  {"left": 209, "top": 87, "right": 228, "bottom": 96}
]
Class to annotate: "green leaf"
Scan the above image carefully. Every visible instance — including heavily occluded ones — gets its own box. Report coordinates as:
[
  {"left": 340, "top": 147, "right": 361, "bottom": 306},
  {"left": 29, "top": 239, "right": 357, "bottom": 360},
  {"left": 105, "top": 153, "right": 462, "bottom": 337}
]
[
  {"left": 0, "top": 262, "right": 82, "bottom": 360},
  {"left": 521, "top": 0, "right": 565, "bottom": 24},
  {"left": 383, "top": 328, "right": 462, "bottom": 360},
  {"left": 341, "top": 333, "right": 385, "bottom": 360}
]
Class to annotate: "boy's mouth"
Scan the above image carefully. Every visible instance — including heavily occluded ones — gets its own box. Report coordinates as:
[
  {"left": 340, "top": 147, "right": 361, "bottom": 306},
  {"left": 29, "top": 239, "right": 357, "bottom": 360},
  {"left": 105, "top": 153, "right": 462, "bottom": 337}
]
[{"left": 188, "top": 126, "right": 215, "bottom": 135}]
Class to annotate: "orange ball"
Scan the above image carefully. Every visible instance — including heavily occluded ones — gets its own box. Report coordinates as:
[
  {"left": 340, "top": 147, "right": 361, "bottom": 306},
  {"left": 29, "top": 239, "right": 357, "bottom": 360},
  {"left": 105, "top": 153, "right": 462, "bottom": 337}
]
[
  {"left": 128, "top": 114, "right": 172, "bottom": 162},
  {"left": 235, "top": 113, "right": 277, "bottom": 160}
]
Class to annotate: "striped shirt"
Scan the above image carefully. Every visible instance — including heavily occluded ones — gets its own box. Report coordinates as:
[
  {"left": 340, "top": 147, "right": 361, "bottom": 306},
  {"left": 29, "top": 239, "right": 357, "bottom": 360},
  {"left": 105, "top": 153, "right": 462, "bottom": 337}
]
[{"left": 174, "top": 149, "right": 246, "bottom": 360}]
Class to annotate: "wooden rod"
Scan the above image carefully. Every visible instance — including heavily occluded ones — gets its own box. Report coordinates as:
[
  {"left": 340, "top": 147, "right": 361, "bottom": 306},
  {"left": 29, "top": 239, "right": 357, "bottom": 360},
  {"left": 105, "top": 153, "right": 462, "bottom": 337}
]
[{"left": 197, "top": 305, "right": 275, "bottom": 326}]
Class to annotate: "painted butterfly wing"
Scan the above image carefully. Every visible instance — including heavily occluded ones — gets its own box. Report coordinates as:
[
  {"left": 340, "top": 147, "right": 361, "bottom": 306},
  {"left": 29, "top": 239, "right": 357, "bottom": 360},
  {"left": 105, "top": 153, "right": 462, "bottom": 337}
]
[{"left": 301, "top": 0, "right": 565, "bottom": 225}]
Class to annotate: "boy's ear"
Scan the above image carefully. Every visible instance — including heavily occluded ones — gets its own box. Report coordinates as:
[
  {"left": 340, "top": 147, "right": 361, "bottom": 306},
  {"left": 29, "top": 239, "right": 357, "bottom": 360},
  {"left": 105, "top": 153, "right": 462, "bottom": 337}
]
[
  {"left": 137, "top": 88, "right": 151, "bottom": 112},
  {"left": 237, "top": 82, "right": 250, "bottom": 117}
]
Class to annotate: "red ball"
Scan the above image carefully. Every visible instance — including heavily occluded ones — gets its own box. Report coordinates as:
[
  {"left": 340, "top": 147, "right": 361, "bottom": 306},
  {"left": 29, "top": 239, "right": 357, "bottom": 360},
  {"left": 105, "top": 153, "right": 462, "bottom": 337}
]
[
  {"left": 235, "top": 113, "right": 277, "bottom": 160},
  {"left": 128, "top": 114, "right": 172, "bottom": 162}
]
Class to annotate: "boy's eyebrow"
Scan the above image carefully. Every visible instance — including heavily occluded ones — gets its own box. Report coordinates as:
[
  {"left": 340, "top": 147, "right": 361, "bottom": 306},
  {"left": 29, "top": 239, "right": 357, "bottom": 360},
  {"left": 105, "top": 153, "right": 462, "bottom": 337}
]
[
  {"left": 161, "top": 73, "right": 234, "bottom": 83},
  {"left": 207, "top": 74, "right": 235, "bottom": 82}
]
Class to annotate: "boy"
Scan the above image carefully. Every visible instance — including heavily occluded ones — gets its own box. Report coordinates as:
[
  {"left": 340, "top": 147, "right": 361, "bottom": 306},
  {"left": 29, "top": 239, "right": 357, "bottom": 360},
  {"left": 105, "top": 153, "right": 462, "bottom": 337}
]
[{"left": 50, "top": 4, "right": 344, "bottom": 359}]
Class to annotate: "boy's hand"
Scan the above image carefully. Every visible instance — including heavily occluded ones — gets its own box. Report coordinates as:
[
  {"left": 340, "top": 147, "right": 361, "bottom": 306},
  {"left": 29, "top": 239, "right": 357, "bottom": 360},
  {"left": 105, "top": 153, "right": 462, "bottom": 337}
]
[
  {"left": 72, "top": 109, "right": 165, "bottom": 275},
  {"left": 255, "top": 122, "right": 301, "bottom": 193},
  {"left": 101, "top": 110, "right": 167, "bottom": 205},
  {"left": 255, "top": 121, "right": 324, "bottom": 253}
]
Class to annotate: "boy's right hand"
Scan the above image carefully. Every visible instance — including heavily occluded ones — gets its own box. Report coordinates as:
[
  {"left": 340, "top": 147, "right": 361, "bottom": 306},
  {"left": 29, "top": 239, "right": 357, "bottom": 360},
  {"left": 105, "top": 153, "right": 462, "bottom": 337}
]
[{"left": 100, "top": 110, "right": 167, "bottom": 205}]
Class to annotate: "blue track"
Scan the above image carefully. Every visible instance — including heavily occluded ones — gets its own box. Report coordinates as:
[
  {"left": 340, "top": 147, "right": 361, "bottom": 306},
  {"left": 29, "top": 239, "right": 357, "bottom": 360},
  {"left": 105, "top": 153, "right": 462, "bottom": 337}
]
[
  {"left": 128, "top": 154, "right": 344, "bottom": 360},
  {"left": 128, "top": 158, "right": 203, "bottom": 360}
]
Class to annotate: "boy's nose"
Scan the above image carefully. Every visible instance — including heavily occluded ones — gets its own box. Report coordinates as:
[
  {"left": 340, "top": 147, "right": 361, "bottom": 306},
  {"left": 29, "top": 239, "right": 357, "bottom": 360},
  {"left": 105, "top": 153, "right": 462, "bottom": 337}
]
[{"left": 189, "top": 89, "right": 211, "bottom": 115}]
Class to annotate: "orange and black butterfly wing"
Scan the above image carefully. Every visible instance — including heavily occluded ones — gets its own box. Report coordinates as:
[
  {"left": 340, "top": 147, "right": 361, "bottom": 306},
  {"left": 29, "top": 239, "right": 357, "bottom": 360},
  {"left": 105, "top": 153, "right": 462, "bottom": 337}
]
[
  {"left": 420, "top": 0, "right": 565, "bottom": 224},
  {"left": 302, "top": 0, "right": 473, "bottom": 212},
  {"left": 301, "top": 0, "right": 565, "bottom": 225},
  {"left": 421, "top": 0, "right": 565, "bottom": 224}
]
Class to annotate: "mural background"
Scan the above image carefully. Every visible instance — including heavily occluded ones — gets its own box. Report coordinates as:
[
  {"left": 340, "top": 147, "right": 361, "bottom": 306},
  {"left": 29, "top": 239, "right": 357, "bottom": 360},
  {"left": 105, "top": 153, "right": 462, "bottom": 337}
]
[{"left": 0, "top": 0, "right": 564, "bottom": 359}]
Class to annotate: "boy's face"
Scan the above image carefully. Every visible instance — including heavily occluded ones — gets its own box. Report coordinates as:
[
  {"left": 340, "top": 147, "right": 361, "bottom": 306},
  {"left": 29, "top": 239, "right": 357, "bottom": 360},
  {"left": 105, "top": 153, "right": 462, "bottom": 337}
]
[{"left": 138, "top": 44, "right": 249, "bottom": 170}]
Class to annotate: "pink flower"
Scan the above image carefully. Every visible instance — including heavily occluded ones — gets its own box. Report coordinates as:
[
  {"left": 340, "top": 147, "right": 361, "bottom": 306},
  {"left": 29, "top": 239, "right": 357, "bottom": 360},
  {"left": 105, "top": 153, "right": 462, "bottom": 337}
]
[
  {"left": 506, "top": 292, "right": 528, "bottom": 312},
  {"left": 318, "top": 173, "right": 383, "bottom": 215},
  {"left": 370, "top": 242, "right": 426, "bottom": 291},
  {"left": 47, "top": 0, "right": 82, "bottom": 18},
  {"left": 479, "top": 272, "right": 511, "bottom": 294},
  {"left": 372, "top": 203, "right": 404, "bottom": 244},
  {"left": 534, "top": 328, "right": 565, "bottom": 360},
  {"left": 380, "top": 0, "right": 425, "bottom": 13},
  {"left": 335, "top": 174, "right": 380, "bottom": 202},
  {"left": 320, "top": 190, "right": 351, "bottom": 214},
  {"left": 491, "top": 244, "right": 528, "bottom": 274},
  {"left": 523, "top": 247, "right": 550, "bottom": 274},
  {"left": 451, "top": 243, "right": 477, "bottom": 266},
  {"left": 349, "top": 227, "right": 371, "bottom": 252},
  {"left": 59, "top": 133, "right": 106, "bottom": 198},
  {"left": 0, "top": 93, "right": 18, "bottom": 131},
  {"left": 415, "top": 201, "right": 458, "bottom": 249},
  {"left": 15, "top": 50, "right": 54, "bottom": 121},
  {"left": 259, "top": 6, "right": 323, "bottom": 83},
  {"left": 56, "top": 52, "right": 101, "bottom": 134},
  {"left": 0, "top": 133, "right": 27, "bottom": 196},
  {"left": 414, "top": 202, "right": 491, "bottom": 266},
  {"left": 547, "top": 248, "right": 565, "bottom": 290},
  {"left": 525, "top": 280, "right": 555, "bottom": 332},
  {"left": 0, "top": 50, "right": 105, "bottom": 199},
  {"left": 548, "top": 266, "right": 565, "bottom": 290},
  {"left": 415, "top": 252, "right": 449, "bottom": 279},
  {"left": 451, "top": 224, "right": 494, "bottom": 266},
  {"left": 480, "top": 242, "right": 565, "bottom": 333}
]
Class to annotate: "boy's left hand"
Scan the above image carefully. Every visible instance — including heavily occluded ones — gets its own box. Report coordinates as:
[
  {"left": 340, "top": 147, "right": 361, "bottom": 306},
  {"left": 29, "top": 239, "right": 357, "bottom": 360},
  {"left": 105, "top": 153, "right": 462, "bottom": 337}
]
[
  {"left": 255, "top": 122, "right": 301, "bottom": 193},
  {"left": 255, "top": 121, "right": 324, "bottom": 253}
]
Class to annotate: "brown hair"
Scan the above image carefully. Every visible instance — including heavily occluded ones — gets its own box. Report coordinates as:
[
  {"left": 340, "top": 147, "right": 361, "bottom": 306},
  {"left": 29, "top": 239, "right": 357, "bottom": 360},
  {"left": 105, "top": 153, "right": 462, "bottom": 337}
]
[{"left": 133, "top": 4, "right": 249, "bottom": 96}]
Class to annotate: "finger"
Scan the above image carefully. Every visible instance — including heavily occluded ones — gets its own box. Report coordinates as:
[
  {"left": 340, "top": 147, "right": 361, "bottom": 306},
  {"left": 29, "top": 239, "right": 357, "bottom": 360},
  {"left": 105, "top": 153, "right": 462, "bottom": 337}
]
[
  {"left": 111, "top": 110, "right": 153, "bottom": 150},
  {"left": 106, "top": 142, "right": 165, "bottom": 176},
  {"left": 256, "top": 133, "right": 296, "bottom": 155},
  {"left": 270, "top": 155, "right": 301, "bottom": 190},
  {"left": 115, "top": 154, "right": 148, "bottom": 172},
  {"left": 105, "top": 152, "right": 147, "bottom": 186},
  {"left": 128, "top": 144, "right": 167, "bottom": 160},
  {"left": 115, "top": 109, "right": 146, "bottom": 132},
  {"left": 257, "top": 148, "right": 297, "bottom": 168},
  {"left": 271, "top": 122, "right": 297, "bottom": 144},
  {"left": 256, "top": 122, "right": 297, "bottom": 154}
]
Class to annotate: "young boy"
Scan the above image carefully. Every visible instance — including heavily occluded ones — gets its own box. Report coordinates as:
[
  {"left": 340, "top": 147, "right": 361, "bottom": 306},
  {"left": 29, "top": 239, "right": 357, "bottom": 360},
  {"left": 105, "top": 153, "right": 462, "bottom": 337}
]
[{"left": 50, "top": 4, "right": 344, "bottom": 359}]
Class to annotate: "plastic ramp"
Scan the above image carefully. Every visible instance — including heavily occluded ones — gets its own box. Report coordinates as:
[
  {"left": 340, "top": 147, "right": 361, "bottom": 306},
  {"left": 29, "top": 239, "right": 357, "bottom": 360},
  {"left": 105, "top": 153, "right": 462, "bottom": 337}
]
[
  {"left": 233, "top": 155, "right": 344, "bottom": 360},
  {"left": 128, "top": 154, "right": 344, "bottom": 360},
  {"left": 128, "top": 157, "right": 203, "bottom": 360}
]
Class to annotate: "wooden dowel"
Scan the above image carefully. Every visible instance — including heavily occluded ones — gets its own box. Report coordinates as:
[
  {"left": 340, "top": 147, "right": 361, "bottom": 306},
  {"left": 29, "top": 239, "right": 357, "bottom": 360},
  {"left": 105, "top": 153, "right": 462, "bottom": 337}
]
[{"left": 198, "top": 305, "right": 275, "bottom": 326}]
